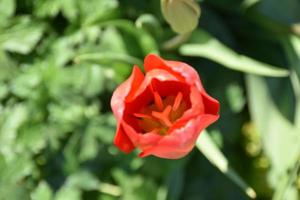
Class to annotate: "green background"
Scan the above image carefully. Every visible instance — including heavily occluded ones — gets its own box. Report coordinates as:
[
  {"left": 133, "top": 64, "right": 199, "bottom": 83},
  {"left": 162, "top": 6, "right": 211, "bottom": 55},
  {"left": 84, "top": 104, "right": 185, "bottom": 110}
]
[{"left": 0, "top": 0, "right": 299, "bottom": 199}]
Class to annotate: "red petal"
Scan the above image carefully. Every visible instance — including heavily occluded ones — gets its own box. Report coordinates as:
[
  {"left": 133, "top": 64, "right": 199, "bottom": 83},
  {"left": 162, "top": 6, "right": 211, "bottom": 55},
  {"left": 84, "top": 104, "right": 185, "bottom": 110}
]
[
  {"left": 122, "top": 120, "right": 163, "bottom": 150},
  {"left": 144, "top": 54, "right": 204, "bottom": 91},
  {"left": 111, "top": 66, "right": 144, "bottom": 122},
  {"left": 201, "top": 90, "right": 220, "bottom": 115},
  {"left": 138, "top": 113, "right": 219, "bottom": 159},
  {"left": 171, "top": 86, "right": 204, "bottom": 129},
  {"left": 127, "top": 69, "right": 180, "bottom": 102},
  {"left": 114, "top": 124, "right": 135, "bottom": 153}
]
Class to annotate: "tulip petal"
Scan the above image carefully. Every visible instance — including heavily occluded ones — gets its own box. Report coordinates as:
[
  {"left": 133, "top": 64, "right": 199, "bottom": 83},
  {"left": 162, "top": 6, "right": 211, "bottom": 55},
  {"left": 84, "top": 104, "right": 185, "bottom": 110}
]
[
  {"left": 171, "top": 86, "right": 204, "bottom": 129},
  {"left": 139, "top": 113, "right": 219, "bottom": 159},
  {"left": 122, "top": 120, "right": 163, "bottom": 150},
  {"left": 201, "top": 90, "right": 220, "bottom": 115},
  {"left": 114, "top": 124, "right": 135, "bottom": 153},
  {"left": 144, "top": 54, "right": 204, "bottom": 91},
  {"left": 111, "top": 66, "right": 144, "bottom": 122},
  {"left": 112, "top": 54, "right": 220, "bottom": 159},
  {"left": 127, "top": 69, "right": 180, "bottom": 102}
]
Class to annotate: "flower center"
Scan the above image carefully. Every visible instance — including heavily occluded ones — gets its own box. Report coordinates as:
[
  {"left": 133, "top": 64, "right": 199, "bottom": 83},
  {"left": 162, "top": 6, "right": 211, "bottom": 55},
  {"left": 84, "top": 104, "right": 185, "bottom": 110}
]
[{"left": 133, "top": 91, "right": 187, "bottom": 135}]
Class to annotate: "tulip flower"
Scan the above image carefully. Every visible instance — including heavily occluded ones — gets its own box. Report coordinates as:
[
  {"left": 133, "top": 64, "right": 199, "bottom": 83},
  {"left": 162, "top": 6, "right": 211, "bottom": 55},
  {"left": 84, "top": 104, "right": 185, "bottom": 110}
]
[{"left": 111, "top": 54, "right": 219, "bottom": 159}]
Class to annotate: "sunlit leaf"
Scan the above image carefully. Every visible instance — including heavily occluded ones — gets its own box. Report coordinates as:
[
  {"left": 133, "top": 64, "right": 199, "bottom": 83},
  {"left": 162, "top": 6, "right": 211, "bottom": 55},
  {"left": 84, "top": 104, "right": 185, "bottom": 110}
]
[
  {"left": 67, "top": 171, "right": 100, "bottom": 191},
  {"left": 0, "top": 17, "right": 44, "bottom": 54},
  {"left": 196, "top": 130, "right": 257, "bottom": 199},
  {"left": 31, "top": 181, "right": 53, "bottom": 200},
  {"left": 179, "top": 29, "right": 289, "bottom": 77},
  {"left": 0, "top": 0, "right": 15, "bottom": 23},
  {"left": 74, "top": 52, "right": 143, "bottom": 67},
  {"left": 55, "top": 185, "right": 81, "bottom": 200},
  {"left": 246, "top": 75, "right": 300, "bottom": 199},
  {"left": 0, "top": 104, "right": 28, "bottom": 158}
]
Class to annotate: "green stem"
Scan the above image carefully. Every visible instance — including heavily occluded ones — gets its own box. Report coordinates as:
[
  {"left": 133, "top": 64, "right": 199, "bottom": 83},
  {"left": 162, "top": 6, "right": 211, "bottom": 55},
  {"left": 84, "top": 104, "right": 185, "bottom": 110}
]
[
  {"left": 196, "top": 130, "right": 257, "bottom": 199},
  {"left": 162, "top": 33, "right": 191, "bottom": 51}
]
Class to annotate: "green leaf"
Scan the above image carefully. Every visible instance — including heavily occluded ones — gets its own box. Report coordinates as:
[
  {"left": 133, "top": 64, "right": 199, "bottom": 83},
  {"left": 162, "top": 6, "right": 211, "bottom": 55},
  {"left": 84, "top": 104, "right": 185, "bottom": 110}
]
[
  {"left": 166, "top": 165, "right": 184, "bottom": 200},
  {"left": 11, "top": 68, "right": 41, "bottom": 98},
  {"left": 196, "top": 130, "right": 257, "bottom": 199},
  {"left": 99, "top": 27, "right": 128, "bottom": 54},
  {"left": 93, "top": 20, "right": 159, "bottom": 55},
  {"left": 17, "top": 125, "right": 47, "bottom": 154},
  {"left": 179, "top": 29, "right": 289, "bottom": 77},
  {"left": 34, "top": 0, "right": 61, "bottom": 18},
  {"left": 34, "top": 0, "right": 78, "bottom": 21},
  {"left": 281, "top": 36, "right": 300, "bottom": 133},
  {"left": 54, "top": 185, "right": 81, "bottom": 200},
  {"left": 79, "top": 0, "right": 120, "bottom": 25},
  {"left": 0, "top": 50, "right": 17, "bottom": 81},
  {"left": 246, "top": 75, "right": 300, "bottom": 173},
  {"left": 66, "top": 171, "right": 100, "bottom": 191},
  {"left": 0, "top": 17, "right": 44, "bottom": 54},
  {"left": 74, "top": 52, "right": 143, "bottom": 67},
  {"left": 0, "top": 104, "right": 28, "bottom": 158},
  {"left": 0, "top": 84, "right": 8, "bottom": 100},
  {"left": 60, "top": 0, "right": 78, "bottom": 22},
  {"left": 273, "top": 158, "right": 300, "bottom": 200},
  {"left": 0, "top": 0, "right": 15, "bottom": 23},
  {"left": 0, "top": 152, "right": 33, "bottom": 184},
  {"left": 112, "top": 169, "right": 156, "bottom": 200},
  {"left": 0, "top": 184, "right": 30, "bottom": 200},
  {"left": 246, "top": 75, "right": 300, "bottom": 200},
  {"left": 31, "top": 181, "right": 53, "bottom": 200},
  {"left": 225, "top": 83, "right": 246, "bottom": 113}
]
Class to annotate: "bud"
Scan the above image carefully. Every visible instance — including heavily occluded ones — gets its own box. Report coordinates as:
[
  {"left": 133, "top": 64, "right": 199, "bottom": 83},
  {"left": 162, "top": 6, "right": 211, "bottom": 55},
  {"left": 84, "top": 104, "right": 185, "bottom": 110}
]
[{"left": 161, "top": 0, "right": 201, "bottom": 34}]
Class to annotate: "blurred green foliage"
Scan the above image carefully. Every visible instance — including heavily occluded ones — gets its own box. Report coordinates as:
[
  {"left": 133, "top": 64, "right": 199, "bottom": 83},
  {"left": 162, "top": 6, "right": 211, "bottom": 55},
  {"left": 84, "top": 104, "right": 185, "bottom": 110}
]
[{"left": 0, "top": 0, "right": 299, "bottom": 199}]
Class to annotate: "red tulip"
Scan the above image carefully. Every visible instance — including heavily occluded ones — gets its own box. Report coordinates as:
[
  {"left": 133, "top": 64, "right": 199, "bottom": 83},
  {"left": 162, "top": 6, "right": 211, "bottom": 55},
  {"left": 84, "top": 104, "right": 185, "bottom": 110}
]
[{"left": 111, "top": 54, "right": 219, "bottom": 159}]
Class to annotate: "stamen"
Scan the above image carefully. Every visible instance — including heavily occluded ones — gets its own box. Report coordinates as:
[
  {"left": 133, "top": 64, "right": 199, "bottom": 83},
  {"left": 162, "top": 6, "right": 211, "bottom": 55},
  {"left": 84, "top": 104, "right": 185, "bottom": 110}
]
[
  {"left": 153, "top": 92, "right": 164, "bottom": 111},
  {"left": 173, "top": 92, "right": 183, "bottom": 111},
  {"left": 152, "top": 105, "right": 172, "bottom": 127},
  {"left": 133, "top": 113, "right": 152, "bottom": 119}
]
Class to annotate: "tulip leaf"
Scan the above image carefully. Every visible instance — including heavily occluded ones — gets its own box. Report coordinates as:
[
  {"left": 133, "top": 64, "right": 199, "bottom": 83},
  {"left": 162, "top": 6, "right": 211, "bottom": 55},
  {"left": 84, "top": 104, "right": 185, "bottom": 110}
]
[
  {"left": 273, "top": 35, "right": 300, "bottom": 200},
  {"left": 196, "top": 130, "right": 256, "bottom": 198},
  {"left": 287, "top": 36, "right": 300, "bottom": 127},
  {"left": 246, "top": 75, "right": 300, "bottom": 200},
  {"left": 196, "top": 130, "right": 256, "bottom": 199},
  {"left": 179, "top": 29, "right": 289, "bottom": 77},
  {"left": 273, "top": 158, "right": 300, "bottom": 200}
]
